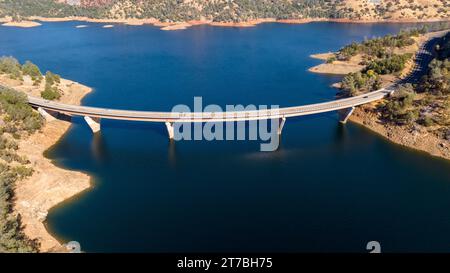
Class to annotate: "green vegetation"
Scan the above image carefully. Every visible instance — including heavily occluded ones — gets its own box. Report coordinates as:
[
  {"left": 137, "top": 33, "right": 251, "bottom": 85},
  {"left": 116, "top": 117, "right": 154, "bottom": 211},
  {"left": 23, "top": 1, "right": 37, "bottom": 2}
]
[
  {"left": 419, "top": 58, "right": 449, "bottom": 95},
  {"left": 0, "top": 86, "right": 42, "bottom": 253},
  {"left": 337, "top": 28, "right": 422, "bottom": 61},
  {"left": 41, "top": 71, "right": 62, "bottom": 100},
  {"left": 326, "top": 56, "right": 336, "bottom": 64},
  {"left": 419, "top": 32, "right": 450, "bottom": 96},
  {"left": 0, "top": 56, "right": 62, "bottom": 101},
  {"left": 21, "top": 61, "right": 42, "bottom": 85},
  {"left": 336, "top": 28, "right": 449, "bottom": 142},
  {"left": 341, "top": 70, "right": 381, "bottom": 96},
  {"left": 338, "top": 28, "right": 423, "bottom": 97},
  {"left": 41, "top": 83, "right": 61, "bottom": 100},
  {"left": 0, "top": 0, "right": 448, "bottom": 23},
  {"left": 380, "top": 84, "right": 418, "bottom": 125},
  {"left": 0, "top": 0, "right": 348, "bottom": 22},
  {"left": 0, "top": 57, "right": 22, "bottom": 80},
  {"left": 45, "top": 71, "right": 60, "bottom": 86},
  {"left": 0, "top": 87, "right": 43, "bottom": 133},
  {"left": 377, "top": 31, "right": 450, "bottom": 141},
  {"left": 365, "top": 53, "right": 412, "bottom": 75}
]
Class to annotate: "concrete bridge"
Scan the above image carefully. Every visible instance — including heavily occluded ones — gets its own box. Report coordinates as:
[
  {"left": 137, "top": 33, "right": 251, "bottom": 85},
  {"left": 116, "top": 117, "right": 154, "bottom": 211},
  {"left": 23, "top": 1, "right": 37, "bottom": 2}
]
[
  {"left": 27, "top": 33, "right": 440, "bottom": 139},
  {"left": 28, "top": 88, "right": 393, "bottom": 139}
]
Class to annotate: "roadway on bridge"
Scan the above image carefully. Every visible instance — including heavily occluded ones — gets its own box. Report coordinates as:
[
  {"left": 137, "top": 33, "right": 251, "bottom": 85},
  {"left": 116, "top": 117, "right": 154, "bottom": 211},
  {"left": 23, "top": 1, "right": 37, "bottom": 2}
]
[
  {"left": 27, "top": 89, "right": 389, "bottom": 123},
  {"left": 23, "top": 33, "right": 440, "bottom": 124}
]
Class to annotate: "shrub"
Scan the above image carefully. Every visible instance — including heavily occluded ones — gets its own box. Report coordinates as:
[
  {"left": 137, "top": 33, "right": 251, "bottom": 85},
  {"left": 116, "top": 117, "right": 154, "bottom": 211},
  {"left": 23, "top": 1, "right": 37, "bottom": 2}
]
[
  {"left": 0, "top": 81, "right": 41, "bottom": 254},
  {"left": 419, "top": 59, "right": 450, "bottom": 95},
  {"left": 420, "top": 116, "right": 435, "bottom": 127},
  {"left": 41, "top": 83, "right": 61, "bottom": 100},
  {"left": 11, "top": 166, "right": 33, "bottom": 179},
  {"left": 45, "top": 71, "right": 60, "bottom": 86},
  {"left": 365, "top": 53, "right": 412, "bottom": 74},
  {"left": 0, "top": 86, "right": 43, "bottom": 133},
  {"left": 326, "top": 56, "right": 337, "bottom": 63},
  {"left": 336, "top": 29, "right": 418, "bottom": 60},
  {"left": 341, "top": 71, "right": 381, "bottom": 96},
  {"left": 21, "top": 61, "right": 42, "bottom": 84},
  {"left": 381, "top": 84, "right": 417, "bottom": 125},
  {"left": 0, "top": 57, "right": 21, "bottom": 79}
]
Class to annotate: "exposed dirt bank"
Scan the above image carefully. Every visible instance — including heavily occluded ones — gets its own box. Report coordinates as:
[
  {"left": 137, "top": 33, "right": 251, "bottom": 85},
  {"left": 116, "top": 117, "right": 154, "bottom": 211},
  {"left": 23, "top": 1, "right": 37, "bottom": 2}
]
[
  {"left": 309, "top": 30, "right": 450, "bottom": 161},
  {"left": 309, "top": 30, "right": 449, "bottom": 75},
  {"left": 0, "top": 74, "right": 92, "bottom": 252},
  {"left": 3, "top": 16, "right": 447, "bottom": 31},
  {"left": 309, "top": 53, "right": 365, "bottom": 75},
  {"left": 350, "top": 104, "right": 450, "bottom": 160},
  {"left": 1, "top": 20, "right": 41, "bottom": 28}
]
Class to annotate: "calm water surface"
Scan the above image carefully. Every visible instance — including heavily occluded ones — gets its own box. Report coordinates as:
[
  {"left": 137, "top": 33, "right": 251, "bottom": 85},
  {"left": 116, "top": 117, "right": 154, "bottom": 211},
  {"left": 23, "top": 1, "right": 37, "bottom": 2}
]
[{"left": 1, "top": 21, "right": 450, "bottom": 252}]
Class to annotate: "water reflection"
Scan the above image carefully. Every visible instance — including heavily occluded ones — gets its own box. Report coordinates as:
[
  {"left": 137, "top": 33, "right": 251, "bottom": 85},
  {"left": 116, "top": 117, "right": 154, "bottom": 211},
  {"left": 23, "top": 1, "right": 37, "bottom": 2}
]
[
  {"left": 168, "top": 139, "right": 177, "bottom": 167},
  {"left": 91, "top": 132, "right": 108, "bottom": 164}
]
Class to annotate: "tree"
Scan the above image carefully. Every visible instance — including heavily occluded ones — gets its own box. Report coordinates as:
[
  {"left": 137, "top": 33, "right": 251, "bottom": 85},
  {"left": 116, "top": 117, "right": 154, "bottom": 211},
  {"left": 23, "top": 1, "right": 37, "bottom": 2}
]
[
  {"left": 0, "top": 57, "right": 21, "bottom": 79},
  {"left": 45, "top": 71, "right": 61, "bottom": 85},
  {"left": 381, "top": 84, "right": 417, "bottom": 125},
  {"left": 0, "top": 87, "right": 41, "bottom": 253},
  {"left": 45, "top": 71, "right": 61, "bottom": 86},
  {"left": 365, "top": 53, "right": 412, "bottom": 74},
  {"left": 341, "top": 70, "right": 381, "bottom": 96},
  {"left": 21, "top": 61, "right": 42, "bottom": 84},
  {"left": 41, "top": 82, "right": 61, "bottom": 100}
]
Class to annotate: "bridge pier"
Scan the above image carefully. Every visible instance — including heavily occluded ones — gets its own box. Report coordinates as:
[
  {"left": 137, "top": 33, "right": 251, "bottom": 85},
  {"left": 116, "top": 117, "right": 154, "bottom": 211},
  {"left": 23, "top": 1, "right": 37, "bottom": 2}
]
[
  {"left": 84, "top": 116, "right": 101, "bottom": 133},
  {"left": 277, "top": 117, "right": 286, "bottom": 135},
  {"left": 165, "top": 122, "right": 175, "bottom": 140},
  {"left": 338, "top": 107, "right": 355, "bottom": 124},
  {"left": 37, "top": 107, "right": 56, "bottom": 122}
]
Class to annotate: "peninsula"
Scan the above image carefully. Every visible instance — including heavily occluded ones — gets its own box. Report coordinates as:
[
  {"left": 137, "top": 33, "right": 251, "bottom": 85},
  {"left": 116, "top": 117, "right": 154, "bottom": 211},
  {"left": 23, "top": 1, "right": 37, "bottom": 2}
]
[
  {"left": 310, "top": 27, "right": 450, "bottom": 160},
  {"left": 0, "top": 58, "right": 91, "bottom": 252}
]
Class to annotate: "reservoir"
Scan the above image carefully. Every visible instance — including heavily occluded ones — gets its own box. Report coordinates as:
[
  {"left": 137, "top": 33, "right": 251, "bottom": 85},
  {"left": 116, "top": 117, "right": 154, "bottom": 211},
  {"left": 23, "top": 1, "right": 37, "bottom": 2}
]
[{"left": 1, "top": 21, "right": 449, "bottom": 252}]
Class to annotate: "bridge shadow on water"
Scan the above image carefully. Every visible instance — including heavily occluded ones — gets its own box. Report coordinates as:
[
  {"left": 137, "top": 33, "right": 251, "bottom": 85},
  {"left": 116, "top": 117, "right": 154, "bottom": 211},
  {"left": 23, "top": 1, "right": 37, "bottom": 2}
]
[
  {"left": 82, "top": 110, "right": 346, "bottom": 163},
  {"left": 99, "top": 118, "right": 168, "bottom": 138}
]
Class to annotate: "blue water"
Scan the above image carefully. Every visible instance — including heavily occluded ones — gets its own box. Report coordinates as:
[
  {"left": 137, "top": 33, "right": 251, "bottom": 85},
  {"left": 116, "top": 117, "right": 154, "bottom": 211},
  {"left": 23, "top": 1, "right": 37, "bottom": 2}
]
[{"left": 1, "top": 21, "right": 450, "bottom": 252}]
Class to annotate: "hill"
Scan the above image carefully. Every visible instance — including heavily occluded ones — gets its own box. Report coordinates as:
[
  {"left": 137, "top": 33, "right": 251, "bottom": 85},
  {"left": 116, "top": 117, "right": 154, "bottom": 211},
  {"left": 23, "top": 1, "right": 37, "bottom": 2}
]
[{"left": 0, "top": 0, "right": 448, "bottom": 23}]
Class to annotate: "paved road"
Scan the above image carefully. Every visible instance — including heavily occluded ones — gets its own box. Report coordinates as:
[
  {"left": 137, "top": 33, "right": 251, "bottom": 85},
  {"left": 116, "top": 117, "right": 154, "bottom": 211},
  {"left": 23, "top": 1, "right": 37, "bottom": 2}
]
[
  {"left": 27, "top": 89, "right": 389, "bottom": 122},
  {"left": 398, "top": 36, "right": 439, "bottom": 85}
]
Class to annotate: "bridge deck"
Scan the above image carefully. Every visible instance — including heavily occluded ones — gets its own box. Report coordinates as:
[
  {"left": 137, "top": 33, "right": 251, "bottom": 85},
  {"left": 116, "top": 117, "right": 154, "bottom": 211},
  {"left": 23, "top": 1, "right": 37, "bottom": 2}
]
[{"left": 28, "top": 89, "right": 389, "bottom": 123}]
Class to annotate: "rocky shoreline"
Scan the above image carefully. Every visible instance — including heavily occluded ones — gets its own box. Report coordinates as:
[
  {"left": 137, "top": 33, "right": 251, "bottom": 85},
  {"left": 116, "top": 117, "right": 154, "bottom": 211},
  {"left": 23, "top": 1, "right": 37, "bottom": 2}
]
[
  {"left": 0, "top": 75, "right": 92, "bottom": 252},
  {"left": 350, "top": 105, "right": 450, "bottom": 160},
  {"left": 309, "top": 30, "right": 450, "bottom": 161}
]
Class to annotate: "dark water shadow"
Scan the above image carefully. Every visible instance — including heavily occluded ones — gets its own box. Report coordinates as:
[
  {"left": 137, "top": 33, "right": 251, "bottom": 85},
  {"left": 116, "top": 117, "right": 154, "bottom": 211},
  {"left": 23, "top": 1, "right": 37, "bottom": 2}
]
[
  {"left": 91, "top": 132, "right": 109, "bottom": 164},
  {"left": 100, "top": 119, "right": 168, "bottom": 138}
]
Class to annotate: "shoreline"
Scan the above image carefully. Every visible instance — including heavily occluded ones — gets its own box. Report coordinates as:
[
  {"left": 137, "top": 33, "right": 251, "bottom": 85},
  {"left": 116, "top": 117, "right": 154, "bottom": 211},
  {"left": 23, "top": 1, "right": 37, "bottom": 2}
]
[
  {"left": 0, "top": 16, "right": 448, "bottom": 30},
  {"left": 308, "top": 30, "right": 449, "bottom": 75},
  {"left": 349, "top": 105, "right": 450, "bottom": 161},
  {"left": 0, "top": 75, "right": 93, "bottom": 252},
  {"left": 308, "top": 30, "right": 450, "bottom": 161},
  {"left": 1, "top": 21, "right": 42, "bottom": 28}
]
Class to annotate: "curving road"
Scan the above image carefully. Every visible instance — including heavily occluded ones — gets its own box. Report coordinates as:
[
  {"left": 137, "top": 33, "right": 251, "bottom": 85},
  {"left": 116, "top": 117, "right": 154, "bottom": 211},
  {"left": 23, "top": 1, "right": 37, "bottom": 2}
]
[
  {"left": 27, "top": 88, "right": 390, "bottom": 123},
  {"left": 398, "top": 36, "right": 440, "bottom": 85}
]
